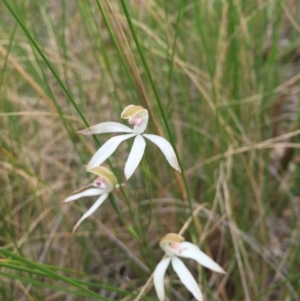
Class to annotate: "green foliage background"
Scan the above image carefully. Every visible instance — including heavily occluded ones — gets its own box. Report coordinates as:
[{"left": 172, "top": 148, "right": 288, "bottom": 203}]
[{"left": 0, "top": 0, "right": 300, "bottom": 300}]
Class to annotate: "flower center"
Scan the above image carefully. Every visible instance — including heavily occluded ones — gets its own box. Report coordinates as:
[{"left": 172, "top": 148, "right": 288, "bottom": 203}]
[
  {"left": 161, "top": 242, "right": 183, "bottom": 256},
  {"left": 93, "top": 176, "right": 106, "bottom": 189},
  {"left": 169, "top": 242, "right": 183, "bottom": 255},
  {"left": 121, "top": 105, "right": 148, "bottom": 130},
  {"left": 88, "top": 166, "right": 117, "bottom": 190},
  {"left": 160, "top": 233, "right": 185, "bottom": 256},
  {"left": 128, "top": 114, "right": 145, "bottom": 126}
]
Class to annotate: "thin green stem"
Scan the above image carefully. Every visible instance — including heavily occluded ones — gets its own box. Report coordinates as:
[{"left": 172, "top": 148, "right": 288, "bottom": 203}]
[
  {"left": 119, "top": 0, "right": 193, "bottom": 213},
  {"left": 0, "top": 249, "right": 113, "bottom": 300},
  {"left": 3, "top": 0, "right": 138, "bottom": 238}
]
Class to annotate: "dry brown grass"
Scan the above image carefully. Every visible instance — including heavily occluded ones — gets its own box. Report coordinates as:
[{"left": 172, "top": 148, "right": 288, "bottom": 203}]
[{"left": 1, "top": 0, "right": 300, "bottom": 300}]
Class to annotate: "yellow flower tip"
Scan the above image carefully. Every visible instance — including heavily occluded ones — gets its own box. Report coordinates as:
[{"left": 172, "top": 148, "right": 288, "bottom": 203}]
[
  {"left": 121, "top": 104, "right": 148, "bottom": 120},
  {"left": 88, "top": 166, "right": 117, "bottom": 188},
  {"left": 121, "top": 104, "right": 135, "bottom": 118}
]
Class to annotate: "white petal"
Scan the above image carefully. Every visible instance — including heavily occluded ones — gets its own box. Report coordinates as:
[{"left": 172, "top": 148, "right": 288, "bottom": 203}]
[
  {"left": 134, "top": 115, "right": 149, "bottom": 134},
  {"left": 124, "top": 135, "right": 146, "bottom": 180},
  {"left": 153, "top": 257, "right": 171, "bottom": 301},
  {"left": 143, "top": 134, "right": 181, "bottom": 172},
  {"left": 63, "top": 188, "right": 103, "bottom": 203},
  {"left": 72, "top": 192, "right": 109, "bottom": 232},
  {"left": 78, "top": 122, "right": 134, "bottom": 135},
  {"left": 87, "top": 134, "right": 136, "bottom": 170},
  {"left": 180, "top": 242, "right": 225, "bottom": 274},
  {"left": 171, "top": 257, "right": 203, "bottom": 301}
]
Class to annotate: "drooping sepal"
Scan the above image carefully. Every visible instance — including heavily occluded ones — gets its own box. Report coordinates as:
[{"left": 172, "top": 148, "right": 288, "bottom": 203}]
[
  {"left": 143, "top": 134, "right": 181, "bottom": 172},
  {"left": 171, "top": 257, "right": 203, "bottom": 301},
  {"left": 153, "top": 257, "right": 171, "bottom": 301}
]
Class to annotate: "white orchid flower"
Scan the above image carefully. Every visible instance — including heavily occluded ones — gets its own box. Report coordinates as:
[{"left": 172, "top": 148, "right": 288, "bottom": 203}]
[
  {"left": 78, "top": 105, "right": 181, "bottom": 180},
  {"left": 63, "top": 166, "right": 117, "bottom": 232},
  {"left": 154, "top": 233, "right": 225, "bottom": 301}
]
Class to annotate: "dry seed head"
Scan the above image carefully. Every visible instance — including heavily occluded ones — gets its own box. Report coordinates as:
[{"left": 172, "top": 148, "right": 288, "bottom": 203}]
[{"left": 88, "top": 166, "right": 117, "bottom": 188}]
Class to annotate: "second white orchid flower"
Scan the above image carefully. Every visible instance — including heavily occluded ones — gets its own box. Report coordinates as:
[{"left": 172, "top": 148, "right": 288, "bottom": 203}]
[
  {"left": 154, "top": 233, "right": 225, "bottom": 301},
  {"left": 78, "top": 105, "right": 181, "bottom": 180},
  {"left": 63, "top": 167, "right": 117, "bottom": 232}
]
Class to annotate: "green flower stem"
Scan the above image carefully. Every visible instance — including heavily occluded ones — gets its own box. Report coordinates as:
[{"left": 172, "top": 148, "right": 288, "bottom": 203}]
[
  {"left": 3, "top": 0, "right": 138, "bottom": 238},
  {"left": 119, "top": 0, "right": 193, "bottom": 214}
]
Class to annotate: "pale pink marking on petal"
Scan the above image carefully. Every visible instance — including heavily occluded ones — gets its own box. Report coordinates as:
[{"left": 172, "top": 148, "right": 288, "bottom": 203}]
[
  {"left": 170, "top": 242, "right": 183, "bottom": 254},
  {"left": 93, "top": 176, "right": 114, "bottom": 192},
  {"left": 133, "top": 115, "right": 149, "bottom": 134},
  {"left": 93, "top": 177, "right": 106, "bottom": 189},
  {"left": 162, "top": 242, "right": 183, "bottom": 256}
]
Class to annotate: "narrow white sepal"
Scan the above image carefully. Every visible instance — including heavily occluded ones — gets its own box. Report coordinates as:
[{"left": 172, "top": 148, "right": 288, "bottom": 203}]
[
  {"left": 72, "top": 192, "right": 109, "bottom": 232},
  {"left": 143, "top": 134, "right": 181, "bottom": 172},
  {"left": 87, "top": 134, "right": 136, "bottom": 170},
  {"left": 124, "top": 135, "right": 146, "bottom": 180},
  {"left": 171, "top": 257, "right": 203, "bottom": 301},
  {"left": 154, "top": 257, "right": 171, "bottom": 301},
  {"left": 180, "top": 242, "right": 225, "bottom": 274},
  {"left": 79, "top": 122, "right": 134, "bottom": 135},
  {"left": 63, "top": 188, "right": 103, "bottom": 203}
]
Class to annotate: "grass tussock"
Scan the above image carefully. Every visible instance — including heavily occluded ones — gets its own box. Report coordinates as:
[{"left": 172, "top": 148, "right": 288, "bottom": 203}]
[{"left": 0, "top": 0, "right": 300, "bottom": 300}]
